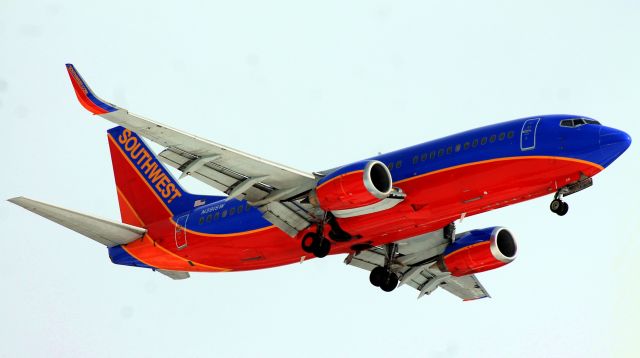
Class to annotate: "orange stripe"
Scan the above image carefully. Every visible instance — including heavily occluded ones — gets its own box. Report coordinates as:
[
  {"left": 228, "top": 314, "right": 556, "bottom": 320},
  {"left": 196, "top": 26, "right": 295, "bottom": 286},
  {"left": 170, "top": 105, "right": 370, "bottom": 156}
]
[
  {"left": 182, "top": 223, "right": 276, "bottom": 237},
  {"left": 108, "top": 134, "right": 173, "bottom": 216},
  {"left": 395, "top": 155, "right": 603, "bottom": 185},
  {"left": 315, "top": 169, "right": 364, "bottom": 191},
  {"left": 121, "top": 230, "right": 230, "bottom": 272},
  {"left": 443, "top": 241, "right": 489, "bottom": 260},
  {"left": 114, "top": 184, "right": 230, "bottom": 271},
  {"left": 116, "top": 186, "right": 145, "bottom": 226}
]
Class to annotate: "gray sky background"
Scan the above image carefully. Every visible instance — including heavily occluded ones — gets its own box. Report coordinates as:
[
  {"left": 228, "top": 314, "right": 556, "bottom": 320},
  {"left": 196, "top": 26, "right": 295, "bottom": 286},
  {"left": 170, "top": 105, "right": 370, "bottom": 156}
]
[{"left": 1, "top": 1, "right": 639, "bottom": 357}]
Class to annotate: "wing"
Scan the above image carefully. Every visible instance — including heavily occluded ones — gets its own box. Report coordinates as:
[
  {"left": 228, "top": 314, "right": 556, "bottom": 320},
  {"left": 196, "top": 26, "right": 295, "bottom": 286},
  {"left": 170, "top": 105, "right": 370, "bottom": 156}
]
[
  {"left": 66, "top": 64, "right": 318, "bottom": 236},
  {"left": 345, "top": 228, "right": 490, "bottom": 301}
]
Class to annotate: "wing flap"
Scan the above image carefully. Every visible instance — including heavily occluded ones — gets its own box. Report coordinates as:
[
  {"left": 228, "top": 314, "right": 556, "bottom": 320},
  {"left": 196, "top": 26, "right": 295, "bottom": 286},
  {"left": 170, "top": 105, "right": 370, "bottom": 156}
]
[
  {"left": 8, "top": 197, "right": 146, "bottom": 247},
  {"left": 345, "top": 228, "right": 490, "bottom": 301}
]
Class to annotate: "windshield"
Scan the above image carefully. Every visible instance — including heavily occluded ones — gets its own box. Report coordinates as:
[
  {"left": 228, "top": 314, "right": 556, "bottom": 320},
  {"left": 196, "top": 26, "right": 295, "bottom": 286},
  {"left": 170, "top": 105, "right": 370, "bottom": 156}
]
[{"left": 559, "top": 118, "right": 601, "bottom": 128}]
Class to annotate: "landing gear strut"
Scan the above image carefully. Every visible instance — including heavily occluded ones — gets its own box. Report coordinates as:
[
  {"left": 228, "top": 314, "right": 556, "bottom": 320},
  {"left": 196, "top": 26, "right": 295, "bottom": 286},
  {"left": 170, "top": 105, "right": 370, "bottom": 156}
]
[
  {"left": 549, "top": 175, "right": 594, "bottom": 216},
  {"left": 369, "top": 243, "right": 399, "bottom": 292},
  {"left": 300, "top": 214, "right": 333, "bottom": 258},
  {"left": 301, "top": 213, "right": 354, "bottom": 258}
]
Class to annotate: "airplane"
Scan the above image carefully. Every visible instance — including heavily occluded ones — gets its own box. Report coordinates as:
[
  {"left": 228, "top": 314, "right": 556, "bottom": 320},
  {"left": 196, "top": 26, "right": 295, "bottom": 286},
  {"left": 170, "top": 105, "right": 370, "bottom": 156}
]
[{"left": 8, "top": 64, "right": 632, "bottom": 300}]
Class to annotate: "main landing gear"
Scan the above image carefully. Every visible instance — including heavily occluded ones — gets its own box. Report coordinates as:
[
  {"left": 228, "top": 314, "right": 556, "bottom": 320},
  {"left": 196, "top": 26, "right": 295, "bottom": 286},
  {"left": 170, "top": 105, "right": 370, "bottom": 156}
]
[
  {"left": 369, "top": 243, "right": 399, "bottom": 292},
  {"left": 301, "top": 213, "right": 353, "bottom": 258},
  {"left": 301, "top": 232, "right": 331, "bottom": 258}
]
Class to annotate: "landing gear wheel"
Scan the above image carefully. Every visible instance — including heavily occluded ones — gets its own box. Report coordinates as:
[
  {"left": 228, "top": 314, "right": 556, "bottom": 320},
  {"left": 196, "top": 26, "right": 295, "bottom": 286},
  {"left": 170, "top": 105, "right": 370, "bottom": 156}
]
[
  {"left": 369, "top": 266, "right": 386, "bottom": 287},
  {"left": 550, "top": 199, "right": 569, "bottom": 216},
  {"left": 557, "top": 202, "right": 569, "bottom": 216},
  {"left": 301, "top": 233, "right": 319, "bottom": 253},
  {"left": 380, "top": 271, "right": 399, "bottom": 292},
  {"left": 313, "top": 238, "right": 331, "bottom": 258}
]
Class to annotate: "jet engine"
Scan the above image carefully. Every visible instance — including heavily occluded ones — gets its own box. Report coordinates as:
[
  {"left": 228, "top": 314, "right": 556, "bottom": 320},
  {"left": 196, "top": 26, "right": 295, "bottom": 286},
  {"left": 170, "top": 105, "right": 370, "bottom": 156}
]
[
  {"left": 438, "top": 227, "right": 517, "bottom": 277},
  {"left": 310, "top": 160, "right": 393, "bottom": 211}
]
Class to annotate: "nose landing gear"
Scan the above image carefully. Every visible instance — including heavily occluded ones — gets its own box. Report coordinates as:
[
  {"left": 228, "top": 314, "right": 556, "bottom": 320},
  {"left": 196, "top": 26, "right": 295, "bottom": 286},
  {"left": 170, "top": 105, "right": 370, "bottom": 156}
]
[{"left": 549, "top": 175, "right": 593, "bottom": 216}]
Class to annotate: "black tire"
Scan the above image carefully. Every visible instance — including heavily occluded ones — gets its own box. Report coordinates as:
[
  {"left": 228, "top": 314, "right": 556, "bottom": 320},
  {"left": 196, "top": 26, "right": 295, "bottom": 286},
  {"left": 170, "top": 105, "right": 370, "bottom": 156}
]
[
  {"left": 550, "top": 199, "right": 562, "bottom": 213},
  {"left": 301, "top": 233, "right": 319, "bottom": 253},
  {"left": 313, "top": 238, "right": 331, "bottom": 258},
  {"left": 380, "top": 272, "right": 399, "bottom": 292},
  {"left": 557, "top": 202, "right": 569, "bottom": 216},
  {"left": 369, "top": 267, "right": 386, "bottom": 287}
]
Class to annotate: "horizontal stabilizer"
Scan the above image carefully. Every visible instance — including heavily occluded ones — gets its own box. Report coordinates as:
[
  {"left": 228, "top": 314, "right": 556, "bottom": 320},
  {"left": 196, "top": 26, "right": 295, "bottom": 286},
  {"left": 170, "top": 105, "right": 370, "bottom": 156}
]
[
  {"left": 157, "top": 269, "right": 190, "bottom": 280},
  {"left": 8, "top": 197, "right": 146, "bottom": 247}
]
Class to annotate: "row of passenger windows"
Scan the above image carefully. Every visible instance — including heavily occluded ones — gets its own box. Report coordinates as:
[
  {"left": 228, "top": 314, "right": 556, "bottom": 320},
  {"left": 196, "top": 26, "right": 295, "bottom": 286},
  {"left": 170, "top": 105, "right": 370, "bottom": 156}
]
[
  {"left": 388, "top": 130, "right": 515, "bottom": 169},
  {"left": 198, "top": 203, "right": 253, "bottom": 225}
]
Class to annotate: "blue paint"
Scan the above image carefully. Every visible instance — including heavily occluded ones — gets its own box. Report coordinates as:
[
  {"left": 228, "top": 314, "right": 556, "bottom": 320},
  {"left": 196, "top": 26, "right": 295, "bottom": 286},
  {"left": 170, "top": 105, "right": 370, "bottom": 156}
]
[
  {"left": 108, "top": 245, "right": 154, "bottom": 269},
  {"left": 66, "top": 64, "right": 118, "bottom": 113},
  {"left": 113, "top": 114, "right": 631, "bottom": 237},
  {"left": 443, "top": 227, "right": 497, "bottom": 255}
]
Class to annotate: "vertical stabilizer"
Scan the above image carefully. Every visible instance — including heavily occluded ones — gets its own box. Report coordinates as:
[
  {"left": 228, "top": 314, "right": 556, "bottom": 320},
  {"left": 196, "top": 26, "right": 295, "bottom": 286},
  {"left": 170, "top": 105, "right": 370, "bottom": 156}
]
[{"left": 107, "top": 126, "right": 222, "bottom": 225}]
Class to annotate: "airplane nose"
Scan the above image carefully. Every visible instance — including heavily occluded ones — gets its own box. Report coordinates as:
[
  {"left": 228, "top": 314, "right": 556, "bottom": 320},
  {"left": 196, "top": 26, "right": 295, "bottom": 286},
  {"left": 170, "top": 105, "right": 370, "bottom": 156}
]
[
  {"left": 600, "top": 127, "right": 632, "bottom": 150},
  {"left": 598, "top": 126, "right": 632, "bottom": 167}
]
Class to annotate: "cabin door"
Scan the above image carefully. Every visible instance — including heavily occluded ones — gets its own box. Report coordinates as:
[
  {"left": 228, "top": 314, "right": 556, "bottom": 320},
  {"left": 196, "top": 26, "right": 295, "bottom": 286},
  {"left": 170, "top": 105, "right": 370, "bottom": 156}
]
[
  {"left": 175, "top": 214, "right": 189, "bottom": 250},
  {"left": 520, "top": 118, "right": 540, "bottom": 151}
]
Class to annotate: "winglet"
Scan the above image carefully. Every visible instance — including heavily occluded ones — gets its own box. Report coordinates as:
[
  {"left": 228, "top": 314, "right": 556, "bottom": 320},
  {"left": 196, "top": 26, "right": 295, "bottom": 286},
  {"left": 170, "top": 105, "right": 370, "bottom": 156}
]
[{"left": 65, "top": 64, "right": 118, "bottom": 115}]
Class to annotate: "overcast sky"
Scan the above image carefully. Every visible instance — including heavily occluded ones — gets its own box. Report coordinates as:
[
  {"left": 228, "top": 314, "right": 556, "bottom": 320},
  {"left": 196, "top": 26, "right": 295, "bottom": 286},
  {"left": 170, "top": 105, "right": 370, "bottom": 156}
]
[{"left": 2, "top": 1, "right": 639, "bottom": 357}]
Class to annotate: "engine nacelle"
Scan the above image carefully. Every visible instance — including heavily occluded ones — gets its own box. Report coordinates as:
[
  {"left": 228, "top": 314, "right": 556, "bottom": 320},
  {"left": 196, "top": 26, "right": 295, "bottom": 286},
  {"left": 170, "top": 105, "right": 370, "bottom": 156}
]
[
  {"left": 439, "top": 227, "right": 517, "bottom": 277},
  {"left": 311, "top": 160, "right": 393, "bottom": 211}
]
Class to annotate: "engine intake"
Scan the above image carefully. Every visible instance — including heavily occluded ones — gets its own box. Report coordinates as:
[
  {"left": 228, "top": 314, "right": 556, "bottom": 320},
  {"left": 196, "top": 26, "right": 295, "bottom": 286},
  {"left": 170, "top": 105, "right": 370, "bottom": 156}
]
[
  {"left": 440, "top": 227, "right": 517, "bottom": 277},
  {"left": 312, "top": 160, "right": 393, "bottom": 211}
]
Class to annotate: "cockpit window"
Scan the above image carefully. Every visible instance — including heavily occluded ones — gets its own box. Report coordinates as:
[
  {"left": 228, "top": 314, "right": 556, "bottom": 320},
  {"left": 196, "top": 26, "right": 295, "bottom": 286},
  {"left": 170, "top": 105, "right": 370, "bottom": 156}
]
[{"left": 560, "top": 118, "right": 601, "bottom": 128}]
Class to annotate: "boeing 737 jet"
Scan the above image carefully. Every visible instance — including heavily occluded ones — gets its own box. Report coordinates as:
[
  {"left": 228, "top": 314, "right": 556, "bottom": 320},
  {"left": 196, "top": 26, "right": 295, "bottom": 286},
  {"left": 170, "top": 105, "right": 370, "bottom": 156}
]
[{"left": 8, "top": 64, "right": 632, "bottom": 300}]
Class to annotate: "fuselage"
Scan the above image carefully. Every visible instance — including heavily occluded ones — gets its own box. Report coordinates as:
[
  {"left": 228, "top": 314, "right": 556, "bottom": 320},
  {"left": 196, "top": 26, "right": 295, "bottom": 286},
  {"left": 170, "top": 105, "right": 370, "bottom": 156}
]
[{"left": 110, "top": 114, "right": 631, "bottom": 272}]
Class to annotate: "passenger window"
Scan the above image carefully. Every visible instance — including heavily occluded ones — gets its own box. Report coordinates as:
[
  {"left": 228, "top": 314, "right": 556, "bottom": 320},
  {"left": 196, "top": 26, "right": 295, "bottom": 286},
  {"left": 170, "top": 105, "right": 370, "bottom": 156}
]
[
  {"left": 206, "top": 214, "right": 212, "bottom": 223},
  {"left": 472, "top": 139, "right": 478, "bottom": 148},
  {"left": 237, "top": 205, "right": 243, "bottom": 214},
  {"left": 199, "top": 217, "right": 205, "bottom": 225},
  {"left": 214, "top": 212, "right": 220, "bottom": 220},
  {"left": 507, "top": 131, "right": 514, "bottom": 139},
  {"left": 455, "top": 144, "right": 461, "bottom": 152},
  {"left": 388, "top": 162, "right": 394, "bottom": 170},
  {"left": 464, "top": 142, "right": 470, "bottom": 150},
  {"left": 245, "top": 203, "right": 251, "bottom": 212},
  {"left": 499, "top": 132, "right": 505, "bottom": 141},
  {"left": 438, "top": 149, "right": 444, "bottom": 157},
  {"left": 396, "top": 160, "right": 402, "bottom": 168},
  {"left": 421, "top": 153, "right": 428, "bottom": 161},
  {"left": 430, "top": 151, "right": 436, "bottom": 159},
  {"left": 481, "top": 137, "right": 487, "bottom": 145},
  {"left": 222, "top": 210, "right": 228, "bottom": 218},
  {"left": 229, "top": 207, "right": 235, "bottom": 216},
  {"left": 489, "top": 135, "right": 496, "bottom": 143},
  {"left": 446, "top": 146, "right": 452, "bottom": 154},
  {"left": 412, "top": 156, "right": 419, "bottom": 164}
]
